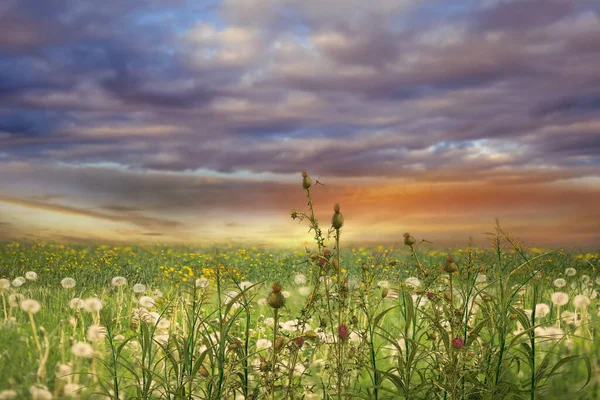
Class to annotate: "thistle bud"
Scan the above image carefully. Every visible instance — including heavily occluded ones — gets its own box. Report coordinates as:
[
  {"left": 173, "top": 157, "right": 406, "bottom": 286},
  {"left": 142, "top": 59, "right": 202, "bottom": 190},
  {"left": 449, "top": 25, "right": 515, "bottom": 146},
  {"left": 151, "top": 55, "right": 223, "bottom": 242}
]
[
  {"left": 382, "top": 288, "right": 389, "bottom": 298},
  {"left": 403, "top": 232, "right": 416, "bottom": 246},
  {"left": 331, "top": 258, "right": 339, "bottom": 272},
  {"left": 332, "top": 203, "right": 344, "bottom": 230},
  {"left": 301, "top": 171, "right": 312, "bottom": 190},
  {"left": 267, "top": 283, "right": 285, "bottom": 309},
  {"left": 198, "top": 366, "right": 209, "bottom": 377},
  {"left": 444, "top": 256, "right": 458, "bottom": 274},
  {"left": 338, "top": 324, "right": 349, "bottom": 341},
  {"left": 304, "top": 330, "right": 318, "bottom": 340},
  {"left": 274, "top": 337, "right": 285, "bottom": 351},
  {"left": 294, "top": 336, "right": 304, "bottom": 348}
]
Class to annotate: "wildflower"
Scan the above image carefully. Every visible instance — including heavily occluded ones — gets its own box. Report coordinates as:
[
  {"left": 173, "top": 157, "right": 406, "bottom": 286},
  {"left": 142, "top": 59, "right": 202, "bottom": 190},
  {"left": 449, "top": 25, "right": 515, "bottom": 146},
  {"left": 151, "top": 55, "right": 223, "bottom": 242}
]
[
  {"left": 132, "top": 283, "right": 147, "bottom": 294},
  {"left": 256, "top": 338, "right": 272, "bottom": 350},
  {"left": 451, "top": 337, "right": 465, "bottom": 349},
  {"left": 63, "top": 383, "right": 84, "bottom": 398},
  {"left": 25, "top": 271, "right": 38, "bottom": 281},
  {"left": 535, "top": 303, "right": 550, "bottom": 318},
  {"left": 332, "top": 203, "right": 344, "bottom": 230},
  {"left": 20, "top": 299, "right": 41, "bottom": 314},
  {"left": 403, "top": 232, "right": 416, "bottom": 246},
  {"left": 8, "top": 293, "right": 24, "bottom": 307},
  {"left": 71, "top": 342, "right": 94, "bottom": 358},
  {"left": 405, "top": 277, "right": 421, "bottom": 289},
  {"left": 83, "top": 297, "right": 103, "bottom": 313},
  {"left": 551, "top": 292, "right": 569, "bottom": 306},
  {"left": 152, "top": 289, "right": 163, "bottom": 298},
  {"left": 11, "top": 277, "right": 26, "bottom": 287},
  {"left": 69, "top": 298, "right": 84, "bottom": 310},
  {"left": 573, "top": 295, "right": 590, "bottom": 309},
  {"left": 427, "top": 292, "right": 435, "bottom": 299},
  {"left": 581, "top": 275, "right": 590, "bottom": 284},
  {"left": 155, "top": 333, "right": 169, "bottom": 345},
  {"left": 111, "top": 276, "right": 127, "bottom": 287},
  {"left": 0, "top": 389, "right": 18, "bottom": 399},
  {"left": 87, "top": 325, "right": 107, "bottom": 342},
  {"left": 55, "top": 363, "right": 72, "bottom": 380},
  {"left": 138, "top": 296, "right": 156, "bottom": 308},
  {"left": 195, "top": 278, "right": 209, "bottom": 288},
  {"left": 294, "top": 274, "right": 307, "bottom": 285},
  {"left": 267, "top": 283, "right": 285, "bottom": 309},
  {"left": 301, "top": 171, "right": 312, "bottom": 189},
  {"left": 338, "top": 324, "right": 349, "bottom": 341},
  {"left": 565, "top": 267, "right": 577, "bottom": 277},
  {"left": 60, "top": 277, "right": 76, "bottom": 289},
  {"left": 294, "top": 336, "right": 304, "bottom": 348},
  {"left": 156, "top": 318, "right": 170, "bottom": 330},
  {"left": 298, "top": 286, "right": 311, "bottom": 296},
  {"left": 0, "top": 279, "right": 10, "bottom": 290},
  {"left": 553, "top": 278, "right": 566, "bottom": 288},
  {"left": 444, "top": 256, "right": 458, "bottom": 274},
  {"left": 29, "top": 385, "right": 53, "bottom": 400}
]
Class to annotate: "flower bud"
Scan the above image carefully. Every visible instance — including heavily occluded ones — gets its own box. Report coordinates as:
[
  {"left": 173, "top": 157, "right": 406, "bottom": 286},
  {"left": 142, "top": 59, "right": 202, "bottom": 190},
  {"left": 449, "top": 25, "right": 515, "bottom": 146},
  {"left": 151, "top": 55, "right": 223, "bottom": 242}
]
[
  {"left": 332, "top": 203, "right": 344, "bottom": 230},
  {"left": 267, "top": 283, "right": 285, "bottom": 309},
  {"left": 338, "top": 324, "right": 349, "bottom": 341},
  {"left": 403, "top": 232, "right": 416, "bottom": 246},
  {"left": 444, "top": 256, "right": 458, "bottom": 273},
  {"left": 198, "top": 366, "right": 209, "bottom": 377},
  {"left": 294, "top": 336, "right": 304, "bottom": 348},
  {"left": 274, "top": 337, "right": 285, "bottom": 351},
  {"left": 301, "top": 171, "right": 312, "bottom": 190}
]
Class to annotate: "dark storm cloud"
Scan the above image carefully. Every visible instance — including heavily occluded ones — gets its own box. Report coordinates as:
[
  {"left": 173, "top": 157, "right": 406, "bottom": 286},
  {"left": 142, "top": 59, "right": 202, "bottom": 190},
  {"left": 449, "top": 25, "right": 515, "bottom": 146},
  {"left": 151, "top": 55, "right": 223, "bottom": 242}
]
[{"left": 0, "top": 0, "right": 598, "bottom": 185}]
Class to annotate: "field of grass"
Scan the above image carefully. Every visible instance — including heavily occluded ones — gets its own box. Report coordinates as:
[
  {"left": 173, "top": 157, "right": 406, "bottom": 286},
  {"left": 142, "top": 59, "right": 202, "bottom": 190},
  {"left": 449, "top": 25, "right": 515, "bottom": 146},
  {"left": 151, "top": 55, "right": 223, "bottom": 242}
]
[{"left": 0, "top": 174, "right": 599, "bottom": 399}]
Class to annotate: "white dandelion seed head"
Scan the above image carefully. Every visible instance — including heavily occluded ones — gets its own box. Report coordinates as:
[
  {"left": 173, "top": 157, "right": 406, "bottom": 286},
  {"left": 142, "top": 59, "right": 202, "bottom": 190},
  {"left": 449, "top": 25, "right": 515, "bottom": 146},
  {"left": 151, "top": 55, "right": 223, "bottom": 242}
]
[
  {"left": 60, "top": 277, "right": 76, "bottom": 289},
  {"left": 156, "top": 318, "right": 170, "bottom": 330},
  {"left": 8, "top": 293, "right": 24, "bottom": 307},
  {"left": 282, "top": 290, "right": 291, "bottom": 298},
  {"left": 63, "top": 383, "right": 84, "bottom": 398},
  {"left": 573, "top": 295, "right": 590, "bottom": 309},
  {"left": 280, "top": 320, "right": 298, "bottom": 332},
  {"left": 71, "top": 342, "right": 94, "bottom": 358},
  {"left": 224, "top": 290, "right": 239, "bottom": 305},
  {"left": 377, "top": 280, "right": 389, "bottom": 289},
  {"left": 132, "top": 283, "right": 147, "bottom": 294},
  {"left": 0, "top": 279, "right": 10, "bottom": 290},
  {"left": 256, "top": 338, "right": 272, "bottom": 350},
  {"left": 263, "top": 317, "right": 274, "bottom": 326},
  {"left": 581, "top": 275, "right": 590, "bottom": 284},
  {"left": 298, "top": 286, "right": 312, "bottom": 296},
  {"left": 195, "top": 278, "right": 209, "bottom": 288},
  {"left": 551, "top": 292, "right": 569, "bottom": 306},
  {"left": 0, "top": 389, "right": 18, "bottom": 399},
  {"left": 114, "top": 334, "right": 125, "bottom": 341},
  {"left": 595, "top": 276, "right": 600, "bottom": 285},
  {"left": 138, "top": 296, "right": 156, "bottom": 309},
  {"left": 405, "top": 277, "right": 421, "bottom": 289},
  {"left": 565, "top": 267, "right": 577, "bottom": 277},
  {"left": 257, "top": 297, "right": 267, "bottom": 306},
  {"left": 69, "top": 298, "right": 84, "bottom": 310},
  {"left": 55, "top": 363, "right": 72, "bottom": 380},
  {"left": 11, "top": 277, "right": 26, "bottom": 287},
  {"left": 553, "top": 278, "right": 566, "bottom": 288},
  {"left": 25, "top": 271, "right": 38, "bottom": 281},
  {"left": 87, "top": 325, "right": 107, "bottom": 342},
  {"left": 239, "top": 281, "right": 254, "bottom": 290},
  {"left": 294, "top": 274, "right": 307, "bottom": 285},
  {"left": 20, "top": 299, "right": 41, "bottom": 314},
  {"left": 111, "top": 276, "right": 127, "bottom": 287},
  {"left": 154, "top": 333, "right": 169, "bottom": 345},
  {"left": 535, "top": 303, "right": 550, "bottom": 318},
  {"left": 152, "top": 289, "right": 163, "bottom": 298},
  {"left": 29, "top": 385, "right": 53, "bottom": 400},
  {"left": 475, "top": 274, "right": 488, "bottom": 284},
  {"left": 131, "top": 308, "right": 153, "bottom": 325},
  {"left": 83, "top": 297, "right": 103, "bottom": 313}
]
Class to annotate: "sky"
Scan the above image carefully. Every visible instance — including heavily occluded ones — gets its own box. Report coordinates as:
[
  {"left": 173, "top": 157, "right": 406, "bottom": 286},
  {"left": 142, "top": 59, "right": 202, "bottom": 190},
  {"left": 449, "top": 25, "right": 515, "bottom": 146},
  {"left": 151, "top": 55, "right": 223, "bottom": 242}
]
[{"left": 0, "top": 0, "right": 599, "bottom": 248}]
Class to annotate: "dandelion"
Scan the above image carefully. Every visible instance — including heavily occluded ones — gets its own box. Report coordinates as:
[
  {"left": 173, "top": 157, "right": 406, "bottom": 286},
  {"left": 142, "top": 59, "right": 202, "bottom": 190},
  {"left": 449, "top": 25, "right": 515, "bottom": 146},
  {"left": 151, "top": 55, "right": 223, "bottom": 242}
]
[
  {"left": 55, "top": 363, "right": 72, "bottom": 380},
  {"left": 138, "top": 296, "right": 156, "bottom": 308},
  {"left": 63, "top": 383, "right": 84, "bottom": 398},
  {"left": 551, "top": 292, "right": 569, "bottom": 306},
  {"left": 155, "top": 333, "right": 169, "bottom": 345},
  {"left": 152, "top": 289, "right": 164, "bottom": 298},
  {"left": 595, "top": 276, "right": 600, "bottom": 285},
  {"left": 111, "top": 276, "right": 127, "bottom": 287},
  {"left": 298, "top": 286, "right": 311, "bottom": 296},
  {"left": 224, "top": 290, "right": 239, "bottom": 305},
  {"left": 11, "top": 277, "right": 26, "bottom": 287},
  {"left": 239, "top": 281, "right": 254, "bottom": 290},
  {"left": 256, "top": 338, "right": 272, "bottom": 350},
  {"left": 257, "top": 298, "right": 267, "bottom": 306},
  {"left": 565, "top": 267, "right": 577, "bottom": 277},
  {"left": 20, "top": 299, "right": 41, "bottom": 314},
  {"left": 405, "top": 277, "right": 421, "bottom": 289},
  {"left": 87, "top": 325, "right": 107, "bottom": 342},
  {"left": 8, "top": 293, "right": 24, "bottom": 307},
  {"left": 553, "top": 278, "right": 566, "bottom": 288},
  {"left": 69, "top": 298, "right": 84, "bottom": 310},
  {"left": 195, "top": 278, "right": 209, "bottom": 288},
  {"left": 25, "top": 271, "right": 38, "bottom": 281},
  {"left": 0, "top": 389, "right": 18, "bottom": 399},
  {"left": 294, "top": 274, "right": 307, "bottom": 285},
  {"left": 71, "top": 342, "right": 94, "bottom": 358},
  {"left": 573, "top": 295, "right": 590, "bottom": 309},
  {"left": 535, "top": 303, "right": 550, "bottom": 318},
  {"left": 0, "top": 279, "right": 10, "bottom": 290},
  {"left": 156, "top": 318, "right": 170, "bottom": 330},
  {"left": 132, "top": 283, "right": 147, "bottom": 294},
  {"left": 83, "top": 297, "right": 103, "bottom": 313},
  {"left": 29, "top": 385, "right": 53, "bottom": 400},
  {"left": 60, "top": 277, "right": 76, "bottom": 289},
  {"left": 377, "top": 280, "right": 389, "bottom": 289},
  {"left": 581, "top": 275, "right": 590, "bottom": 284}
]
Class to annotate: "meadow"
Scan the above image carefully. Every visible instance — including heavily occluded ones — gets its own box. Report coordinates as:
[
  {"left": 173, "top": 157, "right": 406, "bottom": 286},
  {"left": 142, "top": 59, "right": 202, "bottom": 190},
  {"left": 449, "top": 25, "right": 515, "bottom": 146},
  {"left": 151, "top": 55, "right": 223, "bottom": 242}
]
[{"left": 0, "top": 173, "right": 599, "bottom": 400}]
